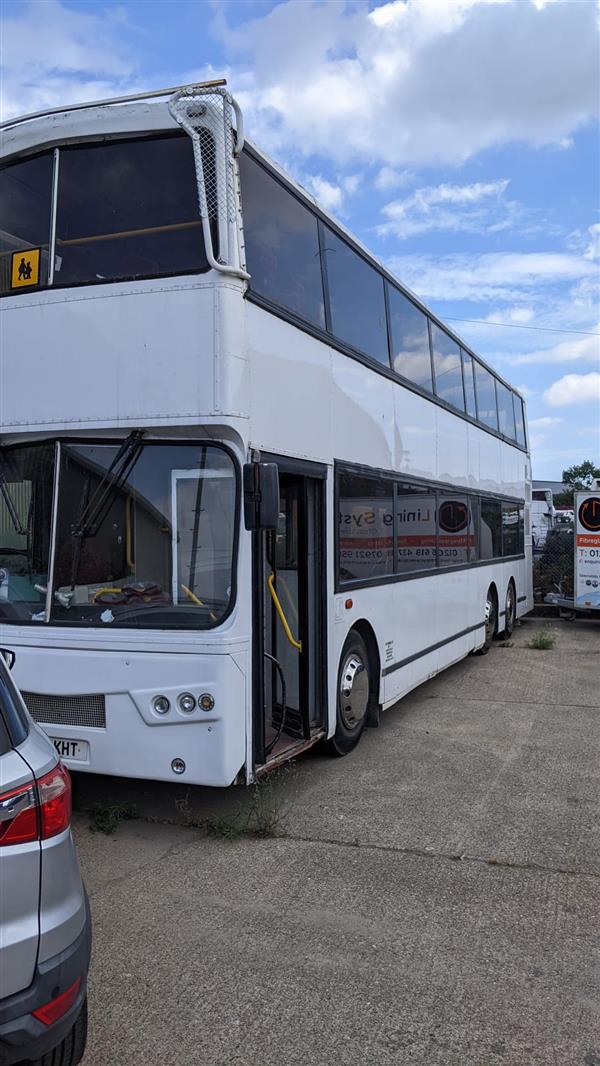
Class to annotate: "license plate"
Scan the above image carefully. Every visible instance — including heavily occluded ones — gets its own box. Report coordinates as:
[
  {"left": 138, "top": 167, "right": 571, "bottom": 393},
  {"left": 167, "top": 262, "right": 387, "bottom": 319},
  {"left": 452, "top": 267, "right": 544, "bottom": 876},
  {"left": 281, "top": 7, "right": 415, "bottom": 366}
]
[{"left": 52, "top": 737, "right": 90, "bottom": 763}]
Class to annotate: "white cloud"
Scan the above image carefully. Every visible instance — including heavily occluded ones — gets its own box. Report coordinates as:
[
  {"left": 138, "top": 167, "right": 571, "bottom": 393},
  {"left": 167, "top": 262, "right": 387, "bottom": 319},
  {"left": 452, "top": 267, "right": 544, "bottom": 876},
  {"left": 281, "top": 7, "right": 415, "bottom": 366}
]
[
  {"left": 543, "top": 372, "right": 600, "bottom": 407},
  {"left": 305, "top": 175, "right": 344, "bottom": 212},
  {"left": 508, "top": 332, "right": 600, "bottom": 366},
  {"left": 386, "top": 251, "right": 598, "bottom": 304},
  {"left": 379, "top": 180, "right": 512, "bottom": 238},
  {"left": 221, "top": 0, "right": 599, "bottom": 166},
  {"left": 528, "top": 416, "right": 563, "bottom": 429},
  {"left": 584, "top": 222, "right": 600, "bottom": 261},
  {"left": 0, "top": 1, "right": 137, "bottom": 121},
  {"left": 375, "top": 167, "right": 413, "bottom": 192}
]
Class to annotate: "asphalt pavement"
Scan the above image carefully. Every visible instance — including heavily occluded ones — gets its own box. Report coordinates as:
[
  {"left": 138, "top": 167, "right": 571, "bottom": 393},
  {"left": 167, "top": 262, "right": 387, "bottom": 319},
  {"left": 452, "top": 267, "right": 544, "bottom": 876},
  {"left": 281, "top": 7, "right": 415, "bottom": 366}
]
[{"left": 72, "top": 616, "right": 600, "bottom": 1066}]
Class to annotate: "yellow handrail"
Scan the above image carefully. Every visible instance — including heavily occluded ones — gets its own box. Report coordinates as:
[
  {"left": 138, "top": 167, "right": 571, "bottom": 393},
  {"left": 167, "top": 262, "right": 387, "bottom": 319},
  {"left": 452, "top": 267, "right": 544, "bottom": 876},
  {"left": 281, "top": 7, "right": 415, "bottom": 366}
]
[
  {"left": 267, "top": 572, "right": 302, "bottom": 652},
  {"left": 181, "top": 584, "right": 217, "bottom": 622}
]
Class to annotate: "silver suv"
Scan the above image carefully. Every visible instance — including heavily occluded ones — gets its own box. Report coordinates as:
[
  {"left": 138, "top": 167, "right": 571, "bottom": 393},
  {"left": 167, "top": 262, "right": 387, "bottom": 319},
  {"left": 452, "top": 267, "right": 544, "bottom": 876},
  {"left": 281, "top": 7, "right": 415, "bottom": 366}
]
[{"left": 0, "top": 651, "right": 90, "bottom": 1066}]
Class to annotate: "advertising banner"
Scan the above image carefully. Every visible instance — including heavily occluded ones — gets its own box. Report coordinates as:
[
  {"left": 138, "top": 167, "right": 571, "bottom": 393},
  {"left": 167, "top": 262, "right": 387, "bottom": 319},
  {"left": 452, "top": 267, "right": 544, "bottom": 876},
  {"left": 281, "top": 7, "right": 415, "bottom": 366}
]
[{"left": 575, "top": 491, "right": 600, "bottom": 610}]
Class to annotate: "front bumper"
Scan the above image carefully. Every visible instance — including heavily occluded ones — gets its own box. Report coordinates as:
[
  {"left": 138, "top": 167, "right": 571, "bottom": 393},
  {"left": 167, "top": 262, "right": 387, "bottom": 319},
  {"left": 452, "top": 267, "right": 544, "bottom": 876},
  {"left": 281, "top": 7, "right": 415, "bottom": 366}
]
[{"left": 0, "top": 891, "right": 91, "bottom": 1066}]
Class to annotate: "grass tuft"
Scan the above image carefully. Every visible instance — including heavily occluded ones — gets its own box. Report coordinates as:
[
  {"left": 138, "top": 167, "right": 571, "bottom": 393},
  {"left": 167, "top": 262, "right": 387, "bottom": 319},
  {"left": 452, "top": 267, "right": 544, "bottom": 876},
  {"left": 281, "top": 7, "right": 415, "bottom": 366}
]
[
  {"left": 89, "top": 802, "right": 138, "bottom": 835},
  {"left": 527, "top": 628, "right": 556, "bottom": 650}
]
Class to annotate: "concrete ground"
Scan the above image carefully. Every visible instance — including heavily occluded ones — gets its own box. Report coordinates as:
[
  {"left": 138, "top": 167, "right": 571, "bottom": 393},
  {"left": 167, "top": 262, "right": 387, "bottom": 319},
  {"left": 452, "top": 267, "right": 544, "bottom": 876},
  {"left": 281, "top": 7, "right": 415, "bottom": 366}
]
[{"left": 72, "top": 616, "right": 600, "bottom": 1066}]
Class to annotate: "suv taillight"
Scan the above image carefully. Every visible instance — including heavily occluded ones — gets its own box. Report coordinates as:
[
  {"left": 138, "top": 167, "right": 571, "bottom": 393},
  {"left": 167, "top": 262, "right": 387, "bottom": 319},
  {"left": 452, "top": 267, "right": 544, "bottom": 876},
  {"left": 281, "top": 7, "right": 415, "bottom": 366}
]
[{"left": 0, "top": 762, "right": 71, "bottom": 847}]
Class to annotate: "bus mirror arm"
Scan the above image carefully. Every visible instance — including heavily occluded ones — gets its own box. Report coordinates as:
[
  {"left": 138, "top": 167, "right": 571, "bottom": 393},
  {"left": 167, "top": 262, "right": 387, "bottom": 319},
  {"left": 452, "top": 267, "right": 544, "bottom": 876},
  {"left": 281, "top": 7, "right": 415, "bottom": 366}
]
[{"left": 243, "top": 463, "right": 280, "bottom": 531}]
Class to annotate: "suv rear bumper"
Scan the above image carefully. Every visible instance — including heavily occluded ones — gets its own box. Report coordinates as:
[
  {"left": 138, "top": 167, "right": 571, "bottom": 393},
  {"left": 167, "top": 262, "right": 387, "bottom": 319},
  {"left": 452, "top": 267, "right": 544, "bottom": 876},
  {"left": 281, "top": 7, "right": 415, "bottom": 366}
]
[{"left": 0, "top": 892, "right": 91, "bottom": 1066}]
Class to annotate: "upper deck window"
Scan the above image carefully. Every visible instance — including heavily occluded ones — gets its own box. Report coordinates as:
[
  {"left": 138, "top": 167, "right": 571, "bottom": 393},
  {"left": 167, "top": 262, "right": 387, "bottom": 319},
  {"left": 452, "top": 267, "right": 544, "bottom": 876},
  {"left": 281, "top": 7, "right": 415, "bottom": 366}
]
[
  {"left": 323, "top": 228, "right": 389, "bottom": 366},
  {"left": 430, "top": 324, "right": 465, "bottom": 413},
  {"left": 513, "top": 392, "right": 527, "bottom": 448},
  {"left": 461, "top": 350, "right": 477, "bottom": 419},
  {"left": 0, "top": 153, "right": 54, "bottom": 295},
  {"left": 474, "top": 361, "right": 499, "bottom": 431},
  {"left": 53, "top": 136, "right": 208, "bottom": 287},
  {"left": 497, "top": 380, "right": 516, "bottom": 439},
  {"left": 239, "top": 153, "right": 326, "bottom": 329},
  {"left": 387, "top": 285, "right": 433, "bottom": 393}
]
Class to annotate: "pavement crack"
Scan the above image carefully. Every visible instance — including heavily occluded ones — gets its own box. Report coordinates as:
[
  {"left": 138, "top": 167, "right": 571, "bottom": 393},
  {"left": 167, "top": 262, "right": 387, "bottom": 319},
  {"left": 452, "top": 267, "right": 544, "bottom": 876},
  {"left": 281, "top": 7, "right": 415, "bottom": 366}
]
[{"left": 281, "top": 832, "right": 600, "bottom": 881}]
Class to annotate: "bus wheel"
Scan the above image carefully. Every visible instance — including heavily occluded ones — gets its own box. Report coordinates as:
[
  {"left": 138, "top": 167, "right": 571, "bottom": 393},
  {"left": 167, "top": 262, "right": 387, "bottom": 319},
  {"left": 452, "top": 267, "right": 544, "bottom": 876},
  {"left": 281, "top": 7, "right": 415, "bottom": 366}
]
[
  {"left": 327, "top": 630, "right": 371, "bottom": 756},
  {"left": 499, "top": 581, "right": 516, "bottom": 638},
  {"left": 476, "top": 587, "right": 497, "bottom": 655}
]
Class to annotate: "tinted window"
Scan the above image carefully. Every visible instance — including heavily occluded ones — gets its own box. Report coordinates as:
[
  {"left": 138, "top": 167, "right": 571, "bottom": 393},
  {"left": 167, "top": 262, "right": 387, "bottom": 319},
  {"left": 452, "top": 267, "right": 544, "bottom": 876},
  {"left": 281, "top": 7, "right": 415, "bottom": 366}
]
[
  {"left": 438, "top": 495, "right": 476, "bottom": 566},
  {"left": 480, "top": 498, "right": 502, "bottom": 558},
  {"left": 396, "top": 483, "right": 437, "bottom": 573},
  {"left": 430, "top": 324, "right": 465, "bottom": 411},
  {"left": 497, "top": 381, "right": 516, "bottom": 439},
  {"left": 0, "top": 153, "right": 53, "bottom": 295},
  {"left": 338, "top": 472, "right": 394, "bottom": 582},
  {"left": 240, "top": 153, "right": 325, "bottom": 328},
  {"left": 387, "top": 285, "right": 433, "bottom": 392},
  {"left": 502, "top": 501, "right": 521, "bottom": 556},
  {"left": 324, "top": 229, "right": 389, "bottom": 364},
  {"left": 474, "top": 362, "right": 499, "bottom": 430},
  {"left": 513, "top": 393, "right": 527, "bottom": 448},
  {"left": 54, "top": 136, "right": 208, "bottom": 287},
  {"left": 462, "top": 350, "right": 477, "bottom": 418},
  {"left": 0, "top": 670, "right": 27, "bottom": 750}
]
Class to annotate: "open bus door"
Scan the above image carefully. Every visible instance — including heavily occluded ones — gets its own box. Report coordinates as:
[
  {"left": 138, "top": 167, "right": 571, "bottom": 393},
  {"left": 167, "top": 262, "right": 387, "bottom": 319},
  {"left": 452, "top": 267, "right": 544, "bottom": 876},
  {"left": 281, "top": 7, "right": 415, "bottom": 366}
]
[{"left": 247, "top": 458, "right": 327, "bottom": 772}]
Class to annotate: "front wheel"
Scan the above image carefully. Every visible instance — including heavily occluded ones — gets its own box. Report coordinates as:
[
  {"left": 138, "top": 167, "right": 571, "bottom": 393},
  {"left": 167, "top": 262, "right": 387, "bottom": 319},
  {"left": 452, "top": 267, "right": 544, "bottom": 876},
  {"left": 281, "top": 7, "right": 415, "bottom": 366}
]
[{"left": 327, "top": 631, "right": 371, "bottom": 756}]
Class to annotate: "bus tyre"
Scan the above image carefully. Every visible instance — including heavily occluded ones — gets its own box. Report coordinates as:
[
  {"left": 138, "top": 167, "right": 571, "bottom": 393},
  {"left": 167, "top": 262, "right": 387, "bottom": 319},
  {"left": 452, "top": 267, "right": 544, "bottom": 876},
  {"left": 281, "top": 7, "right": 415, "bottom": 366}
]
[
  {"left": 327, "top": 630, "right": 371, "bottom": 756},
  {"left": 475, "top": 587, "right": 497, "bottom": 655},
  {"left": 499, "top": 581, "right": 516, "bottom": 638}
]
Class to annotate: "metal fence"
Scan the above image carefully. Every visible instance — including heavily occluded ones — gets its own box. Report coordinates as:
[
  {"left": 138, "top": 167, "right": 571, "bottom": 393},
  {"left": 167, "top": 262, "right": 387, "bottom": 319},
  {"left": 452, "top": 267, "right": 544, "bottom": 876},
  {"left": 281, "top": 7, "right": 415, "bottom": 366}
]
[{"left": 533, "top": 528, "right": 575, "bottom": 604}]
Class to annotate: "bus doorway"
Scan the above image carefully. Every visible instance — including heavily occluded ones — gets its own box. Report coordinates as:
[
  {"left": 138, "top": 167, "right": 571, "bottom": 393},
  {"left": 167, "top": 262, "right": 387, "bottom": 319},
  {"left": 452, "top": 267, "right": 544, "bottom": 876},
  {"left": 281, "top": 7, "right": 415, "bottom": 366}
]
[{"left": 252, "top": 461, "right": 327, "bottom": 771}]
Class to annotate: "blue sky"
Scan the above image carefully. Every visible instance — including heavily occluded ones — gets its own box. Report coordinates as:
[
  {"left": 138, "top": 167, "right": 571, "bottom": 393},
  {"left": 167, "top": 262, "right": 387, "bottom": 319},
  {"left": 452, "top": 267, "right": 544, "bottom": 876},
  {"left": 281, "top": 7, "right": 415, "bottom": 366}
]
[{"left": 1, "top": 0, "right": 599, "bottom": 479}]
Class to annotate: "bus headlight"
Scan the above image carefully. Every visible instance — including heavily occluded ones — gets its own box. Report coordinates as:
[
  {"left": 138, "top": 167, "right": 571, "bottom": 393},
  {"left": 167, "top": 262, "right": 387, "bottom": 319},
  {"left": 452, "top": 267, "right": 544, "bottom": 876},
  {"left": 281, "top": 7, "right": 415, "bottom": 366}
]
[
  {"left": 199, "top": 693, "right": 215, "bottom": 712},
  {"left": 152, "top": 695, "right": 171, "bottom": 715},
  {"left": 177, "top": 693, "right": 196, "bottom": 714}
]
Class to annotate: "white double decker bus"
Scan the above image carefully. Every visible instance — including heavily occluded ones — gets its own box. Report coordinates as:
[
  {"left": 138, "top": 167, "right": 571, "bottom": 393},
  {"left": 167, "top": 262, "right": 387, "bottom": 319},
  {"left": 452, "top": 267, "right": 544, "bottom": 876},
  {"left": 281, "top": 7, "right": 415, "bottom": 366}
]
[{"left": 0, "top": 84, "right": 532, "bottom": 786}]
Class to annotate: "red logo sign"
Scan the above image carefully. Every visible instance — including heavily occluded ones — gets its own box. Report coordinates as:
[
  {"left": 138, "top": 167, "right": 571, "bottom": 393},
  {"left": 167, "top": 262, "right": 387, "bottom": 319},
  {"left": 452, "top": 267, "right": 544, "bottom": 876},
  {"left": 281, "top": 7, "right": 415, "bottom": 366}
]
[
  {"left": 438, "top": 500, "right": 469, "bottom": 534},
  {"left": 578, "top": 497, "right": 600, "bottom": 533}
]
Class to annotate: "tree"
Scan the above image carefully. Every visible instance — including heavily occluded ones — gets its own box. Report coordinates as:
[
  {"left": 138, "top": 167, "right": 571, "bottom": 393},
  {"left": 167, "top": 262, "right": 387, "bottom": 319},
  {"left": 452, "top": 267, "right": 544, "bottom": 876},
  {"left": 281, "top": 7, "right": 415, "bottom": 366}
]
[{"left": 555, "top": 460, "right": 600, "bottom": 506}]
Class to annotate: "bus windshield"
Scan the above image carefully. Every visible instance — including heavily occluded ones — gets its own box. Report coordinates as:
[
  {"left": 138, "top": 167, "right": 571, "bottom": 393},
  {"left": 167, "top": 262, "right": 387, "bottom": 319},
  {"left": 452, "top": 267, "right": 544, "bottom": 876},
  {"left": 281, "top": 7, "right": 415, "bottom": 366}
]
[{"left": 0, "top": 442, "right": 238, "bottom": 629}]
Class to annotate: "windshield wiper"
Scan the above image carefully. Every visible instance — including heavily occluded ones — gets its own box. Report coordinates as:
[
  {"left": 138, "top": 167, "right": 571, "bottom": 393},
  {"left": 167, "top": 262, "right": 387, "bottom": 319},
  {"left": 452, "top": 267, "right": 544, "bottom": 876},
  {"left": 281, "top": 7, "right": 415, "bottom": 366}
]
[
  {"left": 68, "top": 430, "right": 145, "bottom": 592},
  {"left": 0, "top": 453, "right": 27, "bottom": 536}
]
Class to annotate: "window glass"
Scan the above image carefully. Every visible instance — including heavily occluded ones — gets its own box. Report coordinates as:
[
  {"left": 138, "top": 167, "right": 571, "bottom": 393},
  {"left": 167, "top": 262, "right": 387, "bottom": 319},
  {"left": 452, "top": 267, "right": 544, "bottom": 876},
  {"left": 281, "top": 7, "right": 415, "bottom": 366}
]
[
  {"left": 51, "top": 443, "right": 236, "bottom": 628},
  {"left": 395, "top": 483, "right": 437, "bottom": 573},
  {"left": 0, "top": 444, "right": 55, "bottom": 623},
  {"left": 239, "top": 153, "right": 325, "bottom": 329},
  {"left": 324, "top": 228, "right": 389, "bottom": 364},
  {"left": 54, "top": 136, "right": 208, "bottom": 287},
  {"left": 0, "top": 670, "right": 28, "bottom": 749},
  {"left": 430, "top": 324, "right": 465, "bottom": 411},
  {"left": 513, "top": 393, "right": 527, "bottom": 448},
  {"left": 387, "top": 285, "right": 433, "bottom": 392},
  {"left": 0, "top": 153, "right": 53, "bottom": 295},
  {"left": 480, "top": 498, "right": 502, "bottom": 559},
  {"left": 462, "top": 350, "right": 477, "bottom": 418},
  {"left": 338, "top": 472, "right": 394, "bottom": 583},
  {"left": 497, "top": 380, "right": 516, "bottom": 439},
  {"left": 518, "top": 506, "right": 525, "bottom": 552},
  {"left": 474, "top": 362, "right": 499, "bottom": 430},
  {"left": 438, "top": 495, "right": 477, "bottom": 566},
  {"left": 502, "top": 501, "right": 521, "bottom": 556}
]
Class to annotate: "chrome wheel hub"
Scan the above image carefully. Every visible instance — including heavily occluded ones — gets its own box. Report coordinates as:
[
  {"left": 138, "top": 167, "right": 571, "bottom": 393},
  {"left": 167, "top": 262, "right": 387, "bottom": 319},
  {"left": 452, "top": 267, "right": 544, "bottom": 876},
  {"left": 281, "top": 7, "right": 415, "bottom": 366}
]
[
  {"left": 485, "top": 596, "right": 495, "bottom": 642},
  {"left": 339, "top": 653, "right": 369, "bottom": 730}
]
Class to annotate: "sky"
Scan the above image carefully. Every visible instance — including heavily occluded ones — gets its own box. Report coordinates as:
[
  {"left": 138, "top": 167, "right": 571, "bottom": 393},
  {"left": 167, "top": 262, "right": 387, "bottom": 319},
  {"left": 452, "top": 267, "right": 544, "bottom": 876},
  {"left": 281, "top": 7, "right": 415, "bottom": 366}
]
[{"left": 1, "top": 0, "right": 599, "bottom": 480}]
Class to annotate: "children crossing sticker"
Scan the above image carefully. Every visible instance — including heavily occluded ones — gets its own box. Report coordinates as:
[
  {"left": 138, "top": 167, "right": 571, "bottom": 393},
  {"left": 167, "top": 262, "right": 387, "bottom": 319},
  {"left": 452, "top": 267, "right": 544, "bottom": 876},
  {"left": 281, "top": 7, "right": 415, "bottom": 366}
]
[{"left": 11, "top": 248, "right": 41, "bottom": 288}]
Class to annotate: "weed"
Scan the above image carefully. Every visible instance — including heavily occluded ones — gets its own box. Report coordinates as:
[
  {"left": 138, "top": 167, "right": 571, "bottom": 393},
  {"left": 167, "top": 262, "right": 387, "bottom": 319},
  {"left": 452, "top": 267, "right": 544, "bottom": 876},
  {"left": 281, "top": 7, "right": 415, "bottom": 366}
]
[
  {"left": 498, "top": 640, "right": 514, "bottom": 648},
  {"left": 205, "top": 814, "right": 247, "bottom": 840},
  {"left": 527, "top": 628, "right": 556, "bottom": 650},
  {"left": 203, "top": 765, "right": 297, "bottom": 841},
  {"left": 89, "top": 802, "right": 138, "bottom": 835}
]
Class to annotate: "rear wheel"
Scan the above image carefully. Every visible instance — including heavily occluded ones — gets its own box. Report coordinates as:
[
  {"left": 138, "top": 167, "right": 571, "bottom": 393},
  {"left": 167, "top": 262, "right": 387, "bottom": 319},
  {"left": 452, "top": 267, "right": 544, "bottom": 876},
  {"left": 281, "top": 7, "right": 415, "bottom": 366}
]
[
  {"left": 499, "top": 581, "right": 516, "bottom": 638},
  {"left": 475, "top": 587, "right": 497, "bottom": 655},
  {"left": 29, "top": 998, "right": 87, "bottom": 1066},
  {"left": 327, "top": 630, "right": 371, "bottom": 756}
]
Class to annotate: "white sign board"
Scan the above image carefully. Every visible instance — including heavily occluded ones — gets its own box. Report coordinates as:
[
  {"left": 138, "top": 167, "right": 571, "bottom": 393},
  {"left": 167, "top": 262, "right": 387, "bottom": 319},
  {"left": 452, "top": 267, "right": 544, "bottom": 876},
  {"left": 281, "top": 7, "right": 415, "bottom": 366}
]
[{"left": 575, "top": 491, "right": 600, "bottom": 610}]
